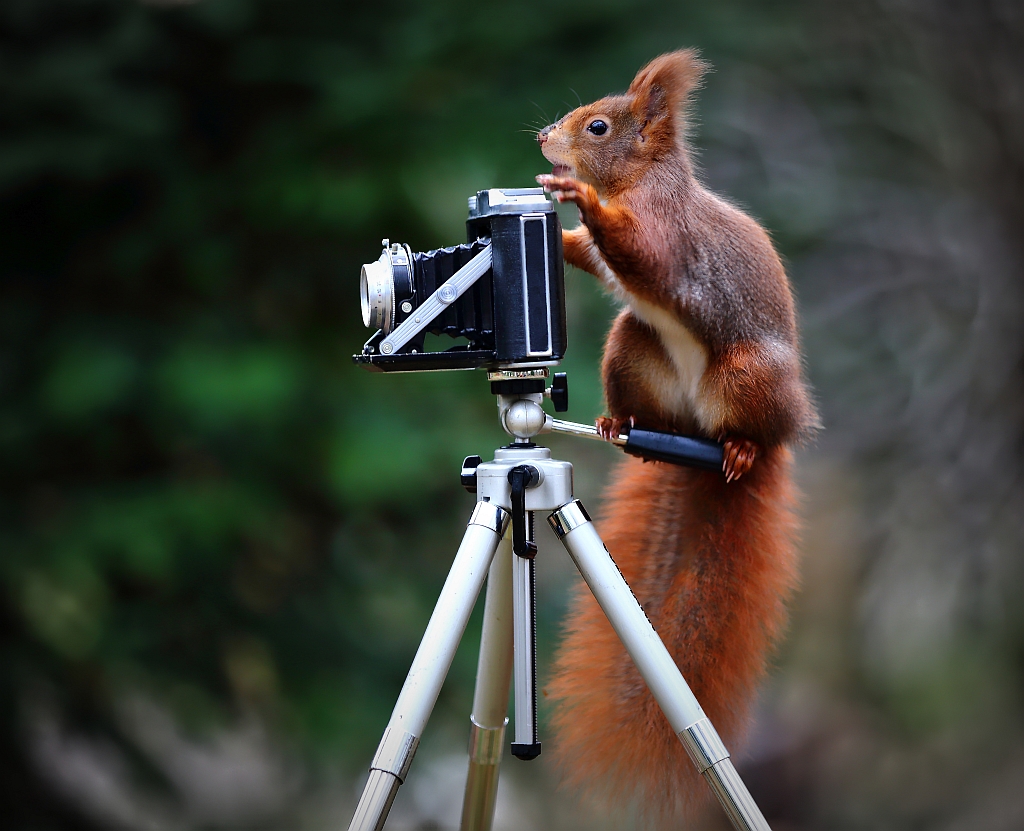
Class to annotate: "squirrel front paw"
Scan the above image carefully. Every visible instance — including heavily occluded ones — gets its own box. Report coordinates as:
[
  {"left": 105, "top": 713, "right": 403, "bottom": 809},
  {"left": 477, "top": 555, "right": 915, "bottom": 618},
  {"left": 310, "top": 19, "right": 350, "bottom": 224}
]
[
  {"left": 596, "top": 415, "right": 634, "bottom": 442},
  {"left": 536, "top": 174, "right": 600, "bottom": 218},
  {"left": 721, "top": 436, "right": 759, "bottom": 483}
]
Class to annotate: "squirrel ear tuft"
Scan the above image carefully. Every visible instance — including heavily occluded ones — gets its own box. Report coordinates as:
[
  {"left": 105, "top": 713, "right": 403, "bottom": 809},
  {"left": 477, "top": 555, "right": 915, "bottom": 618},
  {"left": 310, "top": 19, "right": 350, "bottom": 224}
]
[{"left": 629, "top": 49, "right": 709, "bottom": 123}]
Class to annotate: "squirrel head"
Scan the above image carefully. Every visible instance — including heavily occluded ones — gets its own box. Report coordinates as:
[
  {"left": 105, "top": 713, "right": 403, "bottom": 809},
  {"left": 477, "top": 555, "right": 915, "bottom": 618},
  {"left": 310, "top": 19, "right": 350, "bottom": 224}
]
[{"left": 538, "top": 49, "right": 708, "bottom": 197}]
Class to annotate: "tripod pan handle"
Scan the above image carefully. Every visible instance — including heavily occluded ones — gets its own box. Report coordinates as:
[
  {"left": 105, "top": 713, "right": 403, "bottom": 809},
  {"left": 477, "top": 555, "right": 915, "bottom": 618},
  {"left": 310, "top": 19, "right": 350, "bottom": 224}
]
[{"left": 623, "top": 429, "right": 724, "bottom": 471}]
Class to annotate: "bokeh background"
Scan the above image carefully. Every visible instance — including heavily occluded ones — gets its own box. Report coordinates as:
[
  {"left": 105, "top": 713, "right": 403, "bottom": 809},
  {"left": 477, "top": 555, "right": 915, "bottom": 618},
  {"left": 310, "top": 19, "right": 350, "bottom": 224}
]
[{"left": 3, "top": 1, "right": 1023, "bottom": 829}]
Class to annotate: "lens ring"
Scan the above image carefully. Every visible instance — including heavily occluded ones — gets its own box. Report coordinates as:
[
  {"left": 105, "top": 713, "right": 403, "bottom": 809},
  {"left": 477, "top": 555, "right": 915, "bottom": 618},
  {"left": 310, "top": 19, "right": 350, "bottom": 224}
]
[
  {"left": 359, "top": 251, "right": 395, "bottom": 333},
  {"left": 359, "top": 266, "right": 372, "bottom": 328}
]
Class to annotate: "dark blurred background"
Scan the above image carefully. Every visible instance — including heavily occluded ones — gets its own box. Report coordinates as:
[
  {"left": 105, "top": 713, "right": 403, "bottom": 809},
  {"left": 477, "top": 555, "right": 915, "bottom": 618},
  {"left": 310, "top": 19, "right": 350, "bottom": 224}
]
[{"left": 2, "top": 1, "right": 1022, "bottom": 829}]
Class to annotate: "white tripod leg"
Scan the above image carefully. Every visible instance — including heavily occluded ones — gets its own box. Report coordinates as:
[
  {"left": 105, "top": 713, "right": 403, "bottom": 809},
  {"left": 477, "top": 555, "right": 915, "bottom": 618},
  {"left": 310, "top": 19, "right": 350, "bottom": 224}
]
[
  {"left": 348, "top": 502, "right": 510, "bottom": 831},
  {"left": 549, "top": 500, "right": 771, "bottom": 831},
  {"left": 459, "top": 531, "right": 514, "bottom": 831}
]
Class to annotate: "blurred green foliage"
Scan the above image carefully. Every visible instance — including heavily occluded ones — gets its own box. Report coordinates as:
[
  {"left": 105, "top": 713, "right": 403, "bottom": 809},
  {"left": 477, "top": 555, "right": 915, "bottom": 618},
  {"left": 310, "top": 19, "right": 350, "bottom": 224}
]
[{"left": 0, "top": 0, "right": 673, "bottom": 824}]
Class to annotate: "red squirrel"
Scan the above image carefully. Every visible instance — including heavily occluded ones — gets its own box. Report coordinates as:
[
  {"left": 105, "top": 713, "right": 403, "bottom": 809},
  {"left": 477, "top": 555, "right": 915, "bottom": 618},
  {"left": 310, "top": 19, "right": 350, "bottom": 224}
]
[{"left": 536, "top": 50, "right": 818, "bottom": 820}]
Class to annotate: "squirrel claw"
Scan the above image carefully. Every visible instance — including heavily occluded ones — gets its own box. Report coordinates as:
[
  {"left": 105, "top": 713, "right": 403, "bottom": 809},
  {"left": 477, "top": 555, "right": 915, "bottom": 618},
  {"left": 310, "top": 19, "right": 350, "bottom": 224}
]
[
  {"left": 721, "top": 437, "right": 759, "bottom": 482},
  {"left": 537, "top": 174, "right": 597, "bottom": 213},
  {"left": 596, "top": 415, "right": 634, "bottom": 443}
]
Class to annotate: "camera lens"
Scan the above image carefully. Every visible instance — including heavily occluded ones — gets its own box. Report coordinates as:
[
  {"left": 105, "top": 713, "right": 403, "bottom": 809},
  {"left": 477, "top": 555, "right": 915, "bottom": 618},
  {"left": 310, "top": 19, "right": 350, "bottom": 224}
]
[
  {"left": 360, "top": 253, "right": 394, "bottom": 331},
  {"left": 359, "top": 244, "right": 415, "bottom": 335}
]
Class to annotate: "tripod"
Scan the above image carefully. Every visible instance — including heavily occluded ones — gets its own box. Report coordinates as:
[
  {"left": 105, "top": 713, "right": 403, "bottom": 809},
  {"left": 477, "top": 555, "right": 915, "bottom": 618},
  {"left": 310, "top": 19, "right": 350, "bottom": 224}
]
[{"left": 347, "top": 371, "right": 773, "bottom": 831}]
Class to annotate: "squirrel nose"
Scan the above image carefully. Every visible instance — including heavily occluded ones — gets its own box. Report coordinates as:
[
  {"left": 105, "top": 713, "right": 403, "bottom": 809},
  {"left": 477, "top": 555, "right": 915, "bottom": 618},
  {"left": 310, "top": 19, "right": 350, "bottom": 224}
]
[{"left": 538, "top": 125, "right": 553, "bottom": 145}]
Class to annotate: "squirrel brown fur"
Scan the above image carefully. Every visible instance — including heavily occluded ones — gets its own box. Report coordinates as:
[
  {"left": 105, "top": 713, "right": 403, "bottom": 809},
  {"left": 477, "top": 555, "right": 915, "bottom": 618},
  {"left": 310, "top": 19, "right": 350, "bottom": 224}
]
[{"left": 536, "top": 50, "right": 818, "bottom": 820}]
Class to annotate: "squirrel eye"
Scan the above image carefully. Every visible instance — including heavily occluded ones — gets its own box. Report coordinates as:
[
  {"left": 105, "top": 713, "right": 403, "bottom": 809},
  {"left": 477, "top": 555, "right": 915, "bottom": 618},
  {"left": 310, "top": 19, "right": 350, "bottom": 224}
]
[{"left": 587, "top": 120, "right": 608, "bottom": 136}]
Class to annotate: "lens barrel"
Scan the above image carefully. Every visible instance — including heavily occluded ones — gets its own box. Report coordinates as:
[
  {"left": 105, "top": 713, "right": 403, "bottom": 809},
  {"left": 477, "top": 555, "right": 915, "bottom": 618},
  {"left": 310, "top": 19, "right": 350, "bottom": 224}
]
[{"left": 359, "top": 244, "right": 414, "bottom": 334}]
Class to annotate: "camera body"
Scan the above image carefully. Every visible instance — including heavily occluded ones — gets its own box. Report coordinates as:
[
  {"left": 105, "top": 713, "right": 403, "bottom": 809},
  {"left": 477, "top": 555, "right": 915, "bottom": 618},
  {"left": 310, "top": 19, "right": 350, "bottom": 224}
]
[{"left": 355, "top": 187, "right": 566, "bottom": 372}]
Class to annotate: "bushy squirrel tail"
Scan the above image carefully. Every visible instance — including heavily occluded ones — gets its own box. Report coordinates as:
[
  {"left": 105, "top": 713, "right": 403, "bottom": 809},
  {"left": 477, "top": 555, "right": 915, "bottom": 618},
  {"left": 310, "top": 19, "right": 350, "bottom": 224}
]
[{"left": 547, "top": 448, "right": 800, "bottom": 822}]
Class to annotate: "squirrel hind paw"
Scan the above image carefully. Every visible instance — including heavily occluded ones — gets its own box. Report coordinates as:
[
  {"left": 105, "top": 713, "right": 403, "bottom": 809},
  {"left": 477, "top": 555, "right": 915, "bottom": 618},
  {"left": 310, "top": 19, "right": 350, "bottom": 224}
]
[
  {"left": 721, "top": 437, "right": 759, "bottom": 482},
  {"left": 596, "top": 415, "right": 634, "bottom": 442}
]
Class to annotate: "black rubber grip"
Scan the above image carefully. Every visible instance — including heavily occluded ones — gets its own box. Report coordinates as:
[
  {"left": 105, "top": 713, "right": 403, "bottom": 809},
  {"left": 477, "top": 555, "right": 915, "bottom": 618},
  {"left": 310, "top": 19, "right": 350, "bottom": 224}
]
[{"left": 623, "top": 429, "right": 724, "bottom": 471}]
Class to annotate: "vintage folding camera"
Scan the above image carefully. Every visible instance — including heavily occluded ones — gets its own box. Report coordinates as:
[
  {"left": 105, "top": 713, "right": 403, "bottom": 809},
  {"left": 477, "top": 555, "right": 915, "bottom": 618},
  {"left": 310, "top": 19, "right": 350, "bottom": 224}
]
[{"left": 354, "top": 187, "right": 566, "bottom": 372}]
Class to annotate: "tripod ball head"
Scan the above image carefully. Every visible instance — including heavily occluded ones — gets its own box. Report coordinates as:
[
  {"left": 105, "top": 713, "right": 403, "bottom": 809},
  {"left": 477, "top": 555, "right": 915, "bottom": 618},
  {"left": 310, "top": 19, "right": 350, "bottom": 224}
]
[{"left": 501, "top": 399, "right": 548, "bottom": 439}]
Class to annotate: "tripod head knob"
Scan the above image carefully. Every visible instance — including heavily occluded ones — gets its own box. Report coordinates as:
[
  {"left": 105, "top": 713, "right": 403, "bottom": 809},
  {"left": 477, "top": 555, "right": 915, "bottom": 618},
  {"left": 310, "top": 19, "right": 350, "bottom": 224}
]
[
  {"left": 546, "top": 372, "right": 569, "bottom": 413},
  {"left": 460, "top": 455, "right": 483, "bottom": 493}
]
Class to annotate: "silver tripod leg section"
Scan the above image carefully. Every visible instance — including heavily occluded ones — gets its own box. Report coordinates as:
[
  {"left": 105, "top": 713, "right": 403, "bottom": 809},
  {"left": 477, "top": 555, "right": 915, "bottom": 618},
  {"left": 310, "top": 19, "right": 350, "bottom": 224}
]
[
  {"left": 549, "top": 500, "right": 771, "bottom": 831},
  {"left": 348, "top": 502, "right": 510, "bottom": 831},
  {"left": 459, "top": 531, "right": 514, "bottom": 831}
]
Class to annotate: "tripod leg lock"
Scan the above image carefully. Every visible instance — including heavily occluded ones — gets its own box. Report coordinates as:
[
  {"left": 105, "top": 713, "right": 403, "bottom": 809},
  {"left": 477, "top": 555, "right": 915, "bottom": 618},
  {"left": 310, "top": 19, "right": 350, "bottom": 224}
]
[
  {"left": 370, "top": 726, "right": 420, "bottom": 783},
  {"left": 469, "top": 501, "right": 511, "bottom": 536},
  {"left": 548, "top": 500, "right": 592, "bottom": 539},
  {"left": 679, "top": 717, "right": 729, "bottom": 773}
]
